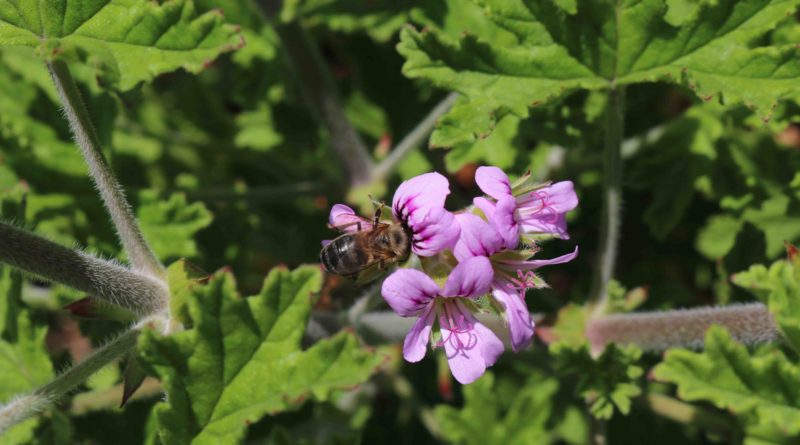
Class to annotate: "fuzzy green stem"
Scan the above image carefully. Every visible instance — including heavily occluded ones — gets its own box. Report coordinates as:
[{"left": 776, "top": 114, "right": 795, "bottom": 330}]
[
  {"left": 586, "top": 303, "right": 780, "bottom": 353},
  {"left": 372, "top": 93, "right": 459, "bottom": 180},
  {"left": 47, "top": 60, "right": 164, "bottom": 279},
  {"left": 591, "top": 86, "right": 626, "bottom": 312},
  {"left": 0, "top": 321, "right": 153, "bottom": 432},
  {"left": 0, "top": 222, "right": 168, "bottom": 315},
  {"left": 273, "top": 21, "right": 375, "bottom": 187}
]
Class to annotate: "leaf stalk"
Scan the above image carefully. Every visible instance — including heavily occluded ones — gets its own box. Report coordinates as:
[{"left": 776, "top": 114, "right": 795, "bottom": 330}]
[
  {"left": 47, "top": 60, "right": 165, "bottom": 279},
  {"left": 591, "top": 85, "right": 626, "bottom": 312}
]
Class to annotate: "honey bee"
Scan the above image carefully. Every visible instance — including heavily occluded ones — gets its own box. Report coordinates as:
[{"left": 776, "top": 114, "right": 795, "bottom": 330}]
[{"left": 320, "top": 206, "right": 412, "bottom": 284}]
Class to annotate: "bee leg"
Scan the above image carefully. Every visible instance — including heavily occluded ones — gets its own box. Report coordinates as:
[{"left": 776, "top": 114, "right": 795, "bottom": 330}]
[{"left": 357, "top": 221, "right": 362, "bottom": 231}]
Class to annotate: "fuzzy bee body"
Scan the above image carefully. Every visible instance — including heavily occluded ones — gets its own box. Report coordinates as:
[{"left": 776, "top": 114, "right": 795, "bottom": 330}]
[{"left": 320, "top": 223, "right": 412, "bottom": 283}]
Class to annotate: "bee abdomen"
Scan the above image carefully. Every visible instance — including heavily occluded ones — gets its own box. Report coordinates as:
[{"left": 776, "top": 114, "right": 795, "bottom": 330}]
[{"left": 320, "top": 235, "right": 367, "bottom": 276}]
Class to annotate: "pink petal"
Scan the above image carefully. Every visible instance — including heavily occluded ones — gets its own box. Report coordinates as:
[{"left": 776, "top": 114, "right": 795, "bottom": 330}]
[
  {"left": 381, "top": 269, "right": 441, "bottom": 317},
  {"left": 443, "top": 256, "right": 493, "bottom": 298},
  {"left": 518, "top": 214, "right": 570, "bottom": 239},
  {"left": 498, "top": 246, "right": 579, "bottom": 270},
  {"left": 408, "top": 207, "right": 461, "bottom": 257},
  {"left": 544, "top": 181, "right": 578, "bottom": 213},
  {"left": 321, "top": 239, "right": 331, "bottom": 247},
  {"left": 475, "top": 166, "right": 512, "bottom": 200},
  {"left": 472, "top": 196, "right": 495, "bottom": 220},
  {"left": 492, "top": 284, "right": 535, "bottom": 352},
  {"left": 491, "top": 196, "right": 520, "bottom": 250},
  {"left": 392, "top": 172, "right": 450, "bottom": 223},
  {"left": 453, "top": 213, "right": 504, "bottom": 261},
  {"left": 329, "top": 204, "right": 374, "bottom": 233},
  {"left": 403, "top": 303, "right": 436, "bottom": 362},
  {"left": 439, "top": 300, "right": 504, "bottom": 384}
]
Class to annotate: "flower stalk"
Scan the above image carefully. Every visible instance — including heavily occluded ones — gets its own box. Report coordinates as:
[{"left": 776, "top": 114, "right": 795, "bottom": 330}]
[
  {"left": 591, "top": 85, "right": 626, "bottom": 312},
  {"left": 47, "top": 60, "right": 165, "bottom": 280},
  {"left": 586, "top": 302, "right": 780, "bottom": 353}
]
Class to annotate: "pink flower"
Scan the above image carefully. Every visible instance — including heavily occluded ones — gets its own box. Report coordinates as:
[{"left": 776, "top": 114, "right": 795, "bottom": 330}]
[
  {"left": 454, "top": 213, "right": 578, "bottom": 352},
  {"left": 381, "top": 257, "right": 503, "bottom": 384},
  {"left": 473, "top": 166, "right": 578, "bottom": 249},
  {"left": 328, "top": 173, "right": 460, "bottom": 256}
]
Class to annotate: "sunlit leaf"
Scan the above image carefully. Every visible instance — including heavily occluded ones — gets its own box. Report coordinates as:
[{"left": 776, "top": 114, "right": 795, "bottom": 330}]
[
  {"left": 655, "top": 326, "right": 800, "bottom": 437},
  {"left": 140, "top": 265, "right": 385, "bottom": 444},
  {"left": 0, "top": 0, "right": 244, "bottom": 90},
  {"left": 400, "top": 0, "right": 800, "bottom": 147}
]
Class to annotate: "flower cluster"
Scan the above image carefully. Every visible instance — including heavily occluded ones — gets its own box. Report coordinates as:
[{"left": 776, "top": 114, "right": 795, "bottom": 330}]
[{"left": 328, "top": 168, "right": 578, "bottom": 384}]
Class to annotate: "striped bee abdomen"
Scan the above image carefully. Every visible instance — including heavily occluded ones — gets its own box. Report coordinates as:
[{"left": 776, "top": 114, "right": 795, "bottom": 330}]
[{"left": 320, "top": 234, "right": 368, "bottom": 276}]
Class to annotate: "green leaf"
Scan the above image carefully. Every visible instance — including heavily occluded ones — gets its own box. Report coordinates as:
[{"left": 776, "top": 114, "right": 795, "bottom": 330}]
[
  {"left": 400, "top": 0, "right": 800, "bottom": 145},
  {"left": 732, "top": 255, "right": 800, "bottom": 352},
  {"left": 434, "top": 372, "right": 556, "bottom": 445},
  {"left": 234, "top": 103, "right": 283, "bottom": 152},
  {"left": 551, "top": 342, "right": 643, "bottom": 420},
  {"left": 137, "top": 191, "right": 213, "bottom": 261},
  {"left": 0, "top": 0, "right": 244, "bottom": 90},
  {"left": 282, "top": 0, "right": 413, "bottom": 42},
  {"left": 742, "top": 195, "right": 800, "bottom": 259},
  {"left": 443, "top": 111, "right": 520, "bottom": 173},
  {"left": 0, "top": 311, "right": 55, "bottom": 444},
  {"left": 654, "top": 326, "right": 800, "bottom": 436},
  {"left": 140, "top": 265, "right": 384, "bottom": 444},
  {"left": 696, "top": 215, "right": 744, "bottom": 259}
]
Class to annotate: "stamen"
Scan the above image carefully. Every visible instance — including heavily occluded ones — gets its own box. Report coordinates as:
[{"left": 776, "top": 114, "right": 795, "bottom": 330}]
[
  {"left": 437, "top": 302, "right": 478, "bottom": 358},
  {"left": 515, "top": 190, "right": 559, "bottom": 223}
]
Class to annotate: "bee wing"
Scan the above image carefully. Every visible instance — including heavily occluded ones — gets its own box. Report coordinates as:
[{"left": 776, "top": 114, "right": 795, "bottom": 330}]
[{"left": 328, "top": 207, "right": 375, "bottom": 233}]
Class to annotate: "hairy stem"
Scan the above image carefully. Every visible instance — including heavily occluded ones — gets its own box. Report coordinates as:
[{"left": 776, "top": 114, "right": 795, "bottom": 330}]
[
  {"left": 0, "top": 320, "right": 155, "bottom": 432},
  {"left": 47, "top": 60, "right": 164, "bottom": 279},
  {"left": 0, "top": 222, "right": 168, "bottom": 315},
  {"left": 586, "top": 303, "right": 780, "bottom": 353},
  {"left": 372, "top": 93, "right": 459, "bottom": 180},
  {"left": 273, "top": 20, "right": 374, "bottom": 187},
  {"left": 591, "top": 85, "right": 626, "bottom": 312}
]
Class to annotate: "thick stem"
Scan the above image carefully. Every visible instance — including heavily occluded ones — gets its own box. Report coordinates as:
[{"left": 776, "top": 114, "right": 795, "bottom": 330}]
[
  {"left": 273, "top": 21, "right": 375, "bottom": 187},
  {"left": 372, "top": 93, "right": 459, "bottom": 180},
  {"left": 591, "top": 86, "right": 626, "bottom": 312},
  {"left": 0, "top": 320, "right": 153, "bottom": 432},
  {"left": 586, "top": 303, "right": 780, "bottom": 353},
  {"left": 0, "top": 222, "right": 168, "bottom": 315},
  {"left": 47, "top": 60, "right": 164, "bottom": 279}
]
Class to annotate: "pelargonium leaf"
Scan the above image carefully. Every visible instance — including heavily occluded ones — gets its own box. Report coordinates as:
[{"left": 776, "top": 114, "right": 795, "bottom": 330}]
[
  {"left": 400, "top": 0, "right": 800, "bottom": 146},
  {"left": 732, "top": 254, "right": 800, "bottom": 352},
  {"left": 434, "top": 372, "right": 557, "bottom": 444},
  {"left": 0, "top": 0, "right": 244, "bottom": 90},
  {"left": 0, "top": 312, "right": 54, "bottom": 443},
  {"left": 654, "top": 326, "right": 800, "bottom": 436},
  {"left": 137, "top": 191, "right": 213, "bottom": 261},
  {"left": 140, "top": 265, "right": 385, "bottom": 444}
]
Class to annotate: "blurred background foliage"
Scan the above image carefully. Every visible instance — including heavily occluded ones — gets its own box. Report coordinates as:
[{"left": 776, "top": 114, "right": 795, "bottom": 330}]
[{"left": 0, "top": 0, "right": 799, "bottom": 444}]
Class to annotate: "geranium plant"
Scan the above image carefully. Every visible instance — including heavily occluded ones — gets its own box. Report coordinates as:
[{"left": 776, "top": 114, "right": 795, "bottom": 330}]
[{"left": 0, "top": 1, "right": 799, "bottom": 444}]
